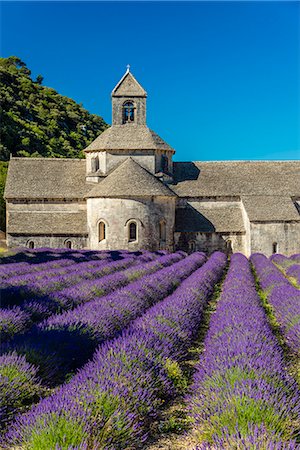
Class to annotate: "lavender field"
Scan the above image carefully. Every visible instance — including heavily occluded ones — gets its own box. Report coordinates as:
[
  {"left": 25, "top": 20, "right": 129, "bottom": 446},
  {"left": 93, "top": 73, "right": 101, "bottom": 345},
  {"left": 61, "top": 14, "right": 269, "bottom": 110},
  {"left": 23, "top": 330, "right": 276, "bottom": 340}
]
[{"left": 0, "top": 248, "right": 299, "bottom": 449}]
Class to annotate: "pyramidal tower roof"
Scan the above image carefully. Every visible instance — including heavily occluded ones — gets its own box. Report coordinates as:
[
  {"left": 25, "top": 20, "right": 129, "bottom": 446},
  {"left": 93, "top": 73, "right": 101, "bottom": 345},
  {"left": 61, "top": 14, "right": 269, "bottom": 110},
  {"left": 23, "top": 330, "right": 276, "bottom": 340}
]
[
  {"left": 86, "top": 158, "right": 176, "bottom": 198},
  {"left": 112, "top": 66, "right": 147, "bottom": 97},
  {"left": 84, "top": 125, "right": 174, "bottom": 153}
]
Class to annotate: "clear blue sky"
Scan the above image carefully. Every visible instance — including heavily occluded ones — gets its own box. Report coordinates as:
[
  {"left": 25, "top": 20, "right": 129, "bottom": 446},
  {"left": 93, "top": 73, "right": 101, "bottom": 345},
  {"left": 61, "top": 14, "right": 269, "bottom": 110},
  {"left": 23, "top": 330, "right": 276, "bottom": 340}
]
[{"left": 1, "top": 1, "right": 300, "bottom": 161}]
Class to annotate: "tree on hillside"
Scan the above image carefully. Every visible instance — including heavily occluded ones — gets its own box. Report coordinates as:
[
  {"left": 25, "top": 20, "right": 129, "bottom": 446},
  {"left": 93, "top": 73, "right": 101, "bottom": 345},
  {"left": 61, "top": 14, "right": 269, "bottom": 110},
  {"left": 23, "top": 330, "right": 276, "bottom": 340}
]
[{"left": 0, "top": 56, "right": 108, "bottom": 161}]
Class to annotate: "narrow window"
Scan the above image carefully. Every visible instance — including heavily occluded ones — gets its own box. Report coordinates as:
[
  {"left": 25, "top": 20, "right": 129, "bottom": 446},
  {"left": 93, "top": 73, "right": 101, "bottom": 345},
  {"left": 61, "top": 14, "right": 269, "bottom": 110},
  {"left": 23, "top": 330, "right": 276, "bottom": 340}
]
[
  {"left": 189, "top": 241, "right": 196, "bottom": 253},
  {"left": 91, "top": 156, "right": 99, "bottom": 172},
  {"left": 28, "top": 241, "right": 34, "bottom": 249},
  {"left": 123, "top": 101, "right": 135, "bottom": 124},
  {"left": 128, "top": 222, "right": 137, "bottom": 242},
  {"left": 272, "top": 242, "right": 278, "bottom": 254},
  {"left": 226, "top": 239, "right": 232, "bottom": 254},
  {"left": 161, "top": 155, "right": 168, "bottom": 173},
  {"left": 65, "top": 240, "right": 72, "bottom": 249},
  {"left": 99, "top": 221, "right": 106, "bottom": 241},
  {"left": 159, "top": 220, "right": 166, "bottom": 242}
]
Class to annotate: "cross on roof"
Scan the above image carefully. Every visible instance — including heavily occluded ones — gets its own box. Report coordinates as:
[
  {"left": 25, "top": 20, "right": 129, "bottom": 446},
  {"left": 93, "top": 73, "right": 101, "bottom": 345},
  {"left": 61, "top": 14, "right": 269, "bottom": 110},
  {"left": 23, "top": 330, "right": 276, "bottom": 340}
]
[{"left": 126, "top": 64, "right": 131, "bottom": 72}]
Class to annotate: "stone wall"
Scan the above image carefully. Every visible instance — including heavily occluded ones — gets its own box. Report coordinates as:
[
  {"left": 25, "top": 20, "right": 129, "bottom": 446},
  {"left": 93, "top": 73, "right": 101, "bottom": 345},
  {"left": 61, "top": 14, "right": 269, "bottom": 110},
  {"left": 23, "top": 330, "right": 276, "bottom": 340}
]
[
  {"left": 87, "top": 196, "right": 175, "bottom": 251},
  {"left": 105, "top": 150, "right": 155, "bottom": 174},
  {"left": 250, "top": 222, "right": 300, "bottom": 256},
  {"left": 7, "top": 234, "right": 87, "bottom": 249},
  {"left": 174, "top": 231, "right": 246, "bottom": 255}
]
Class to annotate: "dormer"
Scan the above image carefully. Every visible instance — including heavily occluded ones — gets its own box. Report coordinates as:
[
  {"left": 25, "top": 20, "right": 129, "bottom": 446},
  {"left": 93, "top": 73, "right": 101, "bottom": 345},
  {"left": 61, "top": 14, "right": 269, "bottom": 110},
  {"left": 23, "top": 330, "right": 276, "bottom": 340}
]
[{"left": 111, "top": 66, "right": 147, "bottom": 126}]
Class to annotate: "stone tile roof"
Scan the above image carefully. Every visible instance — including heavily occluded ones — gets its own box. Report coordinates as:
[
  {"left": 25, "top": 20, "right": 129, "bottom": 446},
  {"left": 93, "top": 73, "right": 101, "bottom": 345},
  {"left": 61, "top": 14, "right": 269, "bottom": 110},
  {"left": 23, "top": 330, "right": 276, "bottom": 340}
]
[
  {"left": 112, "top": 70, "right": 147, "bottom": 97},
  {"left": 172, "top": 161, "right": 300, "bottom": 197},
  {"left": 84, "top": 125, "right": 174, "bottom": 152},
  {"left": 242, "top": 196, "right": 300, "bottom": 222},
  {"left": 175, "top": 202, "right": 245, "bottom": 233},
  {"left": 8, "top": 211, "right": 87, "bottom": 234},
  {"left": 86, "top": 158, "right": 177, "bottom": 198},
  {"left": 4, "top": 158, "right": 87, "bottom": 199}
]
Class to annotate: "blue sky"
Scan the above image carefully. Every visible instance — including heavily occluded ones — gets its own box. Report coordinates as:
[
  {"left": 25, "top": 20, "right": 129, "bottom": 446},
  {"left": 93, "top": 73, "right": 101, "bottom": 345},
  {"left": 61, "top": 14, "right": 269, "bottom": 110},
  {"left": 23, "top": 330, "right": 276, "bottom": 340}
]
[{"left": 1, "top": 1, "right": 300, "bottom": 161}]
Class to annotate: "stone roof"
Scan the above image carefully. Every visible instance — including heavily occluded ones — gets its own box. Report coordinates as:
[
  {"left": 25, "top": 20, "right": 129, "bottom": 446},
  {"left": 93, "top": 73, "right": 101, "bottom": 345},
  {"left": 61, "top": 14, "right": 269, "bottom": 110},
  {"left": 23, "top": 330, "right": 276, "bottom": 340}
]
[
  {"left": 84, "top": 125, "right": 174, "bottom": 153},
  {"left": 175, "top": 202, "right": 245, "bottom": 233},
  {"left": 172, "top": 161, "right": 300, "bottom": 197},
  {"left": 112, "top": 70, "right": 147, "bottom": 97},
  {"left": 7, "top": 211, "right": 87, "bottom": 235},
  {"left": 4, "top": 158, "right": 87, "bottom": 200},
  {"left": 86, "top": 158, "right": 177, "bottom": 198},
  {"left": 242, "top": 196, "right": 300, "bottom": 222}
]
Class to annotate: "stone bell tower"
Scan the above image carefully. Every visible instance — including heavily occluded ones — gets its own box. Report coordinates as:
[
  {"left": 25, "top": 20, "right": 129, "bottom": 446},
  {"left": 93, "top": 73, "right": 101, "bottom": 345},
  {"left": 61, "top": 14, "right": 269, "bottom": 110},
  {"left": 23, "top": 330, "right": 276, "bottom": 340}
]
[
  {"left": 84, "top": 66, "right": 175, "bottom": 181},
  {"left": 111, "top": 65, "right": 147, "bottom": 125}
]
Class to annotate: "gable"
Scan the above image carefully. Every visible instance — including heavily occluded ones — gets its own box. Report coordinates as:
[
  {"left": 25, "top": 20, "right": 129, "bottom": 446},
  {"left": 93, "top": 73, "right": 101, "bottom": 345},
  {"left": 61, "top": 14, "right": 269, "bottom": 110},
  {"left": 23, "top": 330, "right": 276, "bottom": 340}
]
[{"left": 112, "top": 72, "right": 147, "bottom": 97}]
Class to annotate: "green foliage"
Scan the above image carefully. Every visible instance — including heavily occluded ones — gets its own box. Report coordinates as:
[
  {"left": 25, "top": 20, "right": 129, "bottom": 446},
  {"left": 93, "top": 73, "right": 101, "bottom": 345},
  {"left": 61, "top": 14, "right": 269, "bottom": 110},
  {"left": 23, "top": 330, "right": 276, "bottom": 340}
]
[
  {"left": 0, "top": 161, "right": 8, "bottom": 230},
  {"left": 0, "top": 56, "right": 108, "bottom": 161},
  {"left": 198, "top": 396, "right": 291, "bottom": 443},
  {"left": 27, "top": 414, "right": 87, "bottom": 450},
  {"left": 164, "top": 358, "right": 188, "bottom": 392}
]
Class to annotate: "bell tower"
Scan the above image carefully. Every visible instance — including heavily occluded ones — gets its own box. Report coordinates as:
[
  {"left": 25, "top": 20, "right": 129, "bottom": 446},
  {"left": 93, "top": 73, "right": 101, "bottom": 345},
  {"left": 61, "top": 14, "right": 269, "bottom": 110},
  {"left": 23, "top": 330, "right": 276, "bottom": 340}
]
[{"left": 111, "top": 65, "right": 147, "bottom": 126}]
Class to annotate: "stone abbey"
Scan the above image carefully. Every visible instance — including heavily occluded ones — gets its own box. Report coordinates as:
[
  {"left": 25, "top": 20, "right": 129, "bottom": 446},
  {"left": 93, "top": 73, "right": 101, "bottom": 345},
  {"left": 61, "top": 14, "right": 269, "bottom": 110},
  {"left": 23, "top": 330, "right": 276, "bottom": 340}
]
[{"left": 4, "top": 68, "right": 300, "bottom": 256}]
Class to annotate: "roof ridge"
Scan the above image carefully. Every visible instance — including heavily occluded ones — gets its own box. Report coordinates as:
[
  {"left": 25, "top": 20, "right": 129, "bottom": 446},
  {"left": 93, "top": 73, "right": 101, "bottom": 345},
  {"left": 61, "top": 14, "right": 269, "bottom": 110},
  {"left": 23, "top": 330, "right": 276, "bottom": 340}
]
[
  {"left": 85, "top": 157, "right": 176, "bottom": 198},
  {"left": 10, "top": 157, "right": 84, "bottom": 161}
]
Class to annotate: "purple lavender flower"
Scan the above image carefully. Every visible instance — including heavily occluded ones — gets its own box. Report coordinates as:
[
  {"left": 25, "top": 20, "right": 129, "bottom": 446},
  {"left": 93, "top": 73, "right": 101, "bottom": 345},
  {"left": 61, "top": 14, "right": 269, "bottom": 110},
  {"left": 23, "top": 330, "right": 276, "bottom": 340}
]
[
  {"left": 4, "top": 252, "right": 226, "bottom": 448},
  {"left": 251, "top": 253, "right": 300, "bottom": 355},
  {"left": 187, "top": 253, "right": 300, "bottom": 448},
  {"left": 0, "top": 352, "right": 41, "bottom": 429},
  {"left": 0, "top": 307, "right": 31, "bottom": 341}
]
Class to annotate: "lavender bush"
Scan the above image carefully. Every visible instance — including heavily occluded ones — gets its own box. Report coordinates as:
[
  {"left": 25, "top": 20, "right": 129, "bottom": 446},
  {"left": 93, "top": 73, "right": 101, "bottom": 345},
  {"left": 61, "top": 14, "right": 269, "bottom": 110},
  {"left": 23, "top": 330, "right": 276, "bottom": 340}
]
[
  {"left": 187, "top": 253, "right": 299, "bottom": 448},
  {"left": 4, "top": 252, "right": 226, "bottom": 449},
  {"left": 0, "top": 352, "right": 41, "bottom": 430},
  {"left": 286, "top": 264, "right": 300, "bottom": 287},
  {"left": 251, "top": 253, "right": 300, "bottom": 355},
  {"left": 0, "top": 306, "right": 31, "bottom": 341}
]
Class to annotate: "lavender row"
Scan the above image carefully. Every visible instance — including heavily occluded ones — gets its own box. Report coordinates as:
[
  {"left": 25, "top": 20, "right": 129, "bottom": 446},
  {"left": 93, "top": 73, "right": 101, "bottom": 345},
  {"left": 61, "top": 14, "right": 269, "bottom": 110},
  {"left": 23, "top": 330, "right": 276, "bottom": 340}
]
[
  {"left": 0, "top": 248, "right": 153, "bottom": 286},
  {"left": 41, "top": 252, "right": 202, "bottom": 338},
  {"left": 0, "top": 353, "right": 42, "bottom": 430},
  {"left": 286, "top": 264, "right": 300, "bottom": 287},
  {"left": 0, "top": 257, "right": 76, "bottom": 281},
  {"left": 0, "top": 253, "right": 181, "bottom": 342},
  {"left": 4, "top": 252, "right": 227, "bottom": 449},
  {"left": 47, "top": 250, "right": 185, "bottom": 311},
  {"left": 0, "top": 254, "right": 140, "bottom": 307},
  {"left": 187, "top": 253, "right": 299, "bottom": 449},
  {"left": 5, "top": 252, "right": 203, "bottom": 384},
  {"left": 251, "top": 253, "right": 300, "bottom": 355},
  {"left": 0, "top": 247, "right": 113, "bottom": 268}
]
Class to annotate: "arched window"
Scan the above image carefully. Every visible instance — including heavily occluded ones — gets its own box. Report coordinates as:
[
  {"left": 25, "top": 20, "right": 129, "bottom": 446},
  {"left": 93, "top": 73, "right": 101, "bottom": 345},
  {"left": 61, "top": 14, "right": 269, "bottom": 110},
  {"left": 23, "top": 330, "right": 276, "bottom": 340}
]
[
  {"left": 128, "top": 221, "right": 137, "bottom": 242},
  {"left": 159, "top": 220, "right": 166, "bottom": 242},
  {"left": 226, "top": 239, "right": 233, "bottom": 255},
  {"left": 272, "top": 242, "right": 278, "bottom": 254},
  {"left": 28, "top": 240, "right": 34, "bottom": 249},
  {"left": 123, "top": 101, "right": 135, "bottom": 124},
  {"left": 65, "top": 240, "right": 72, "bottom": 249},
  {"left": 99, "top": 221, "right": 106, "bottom": 242}
]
